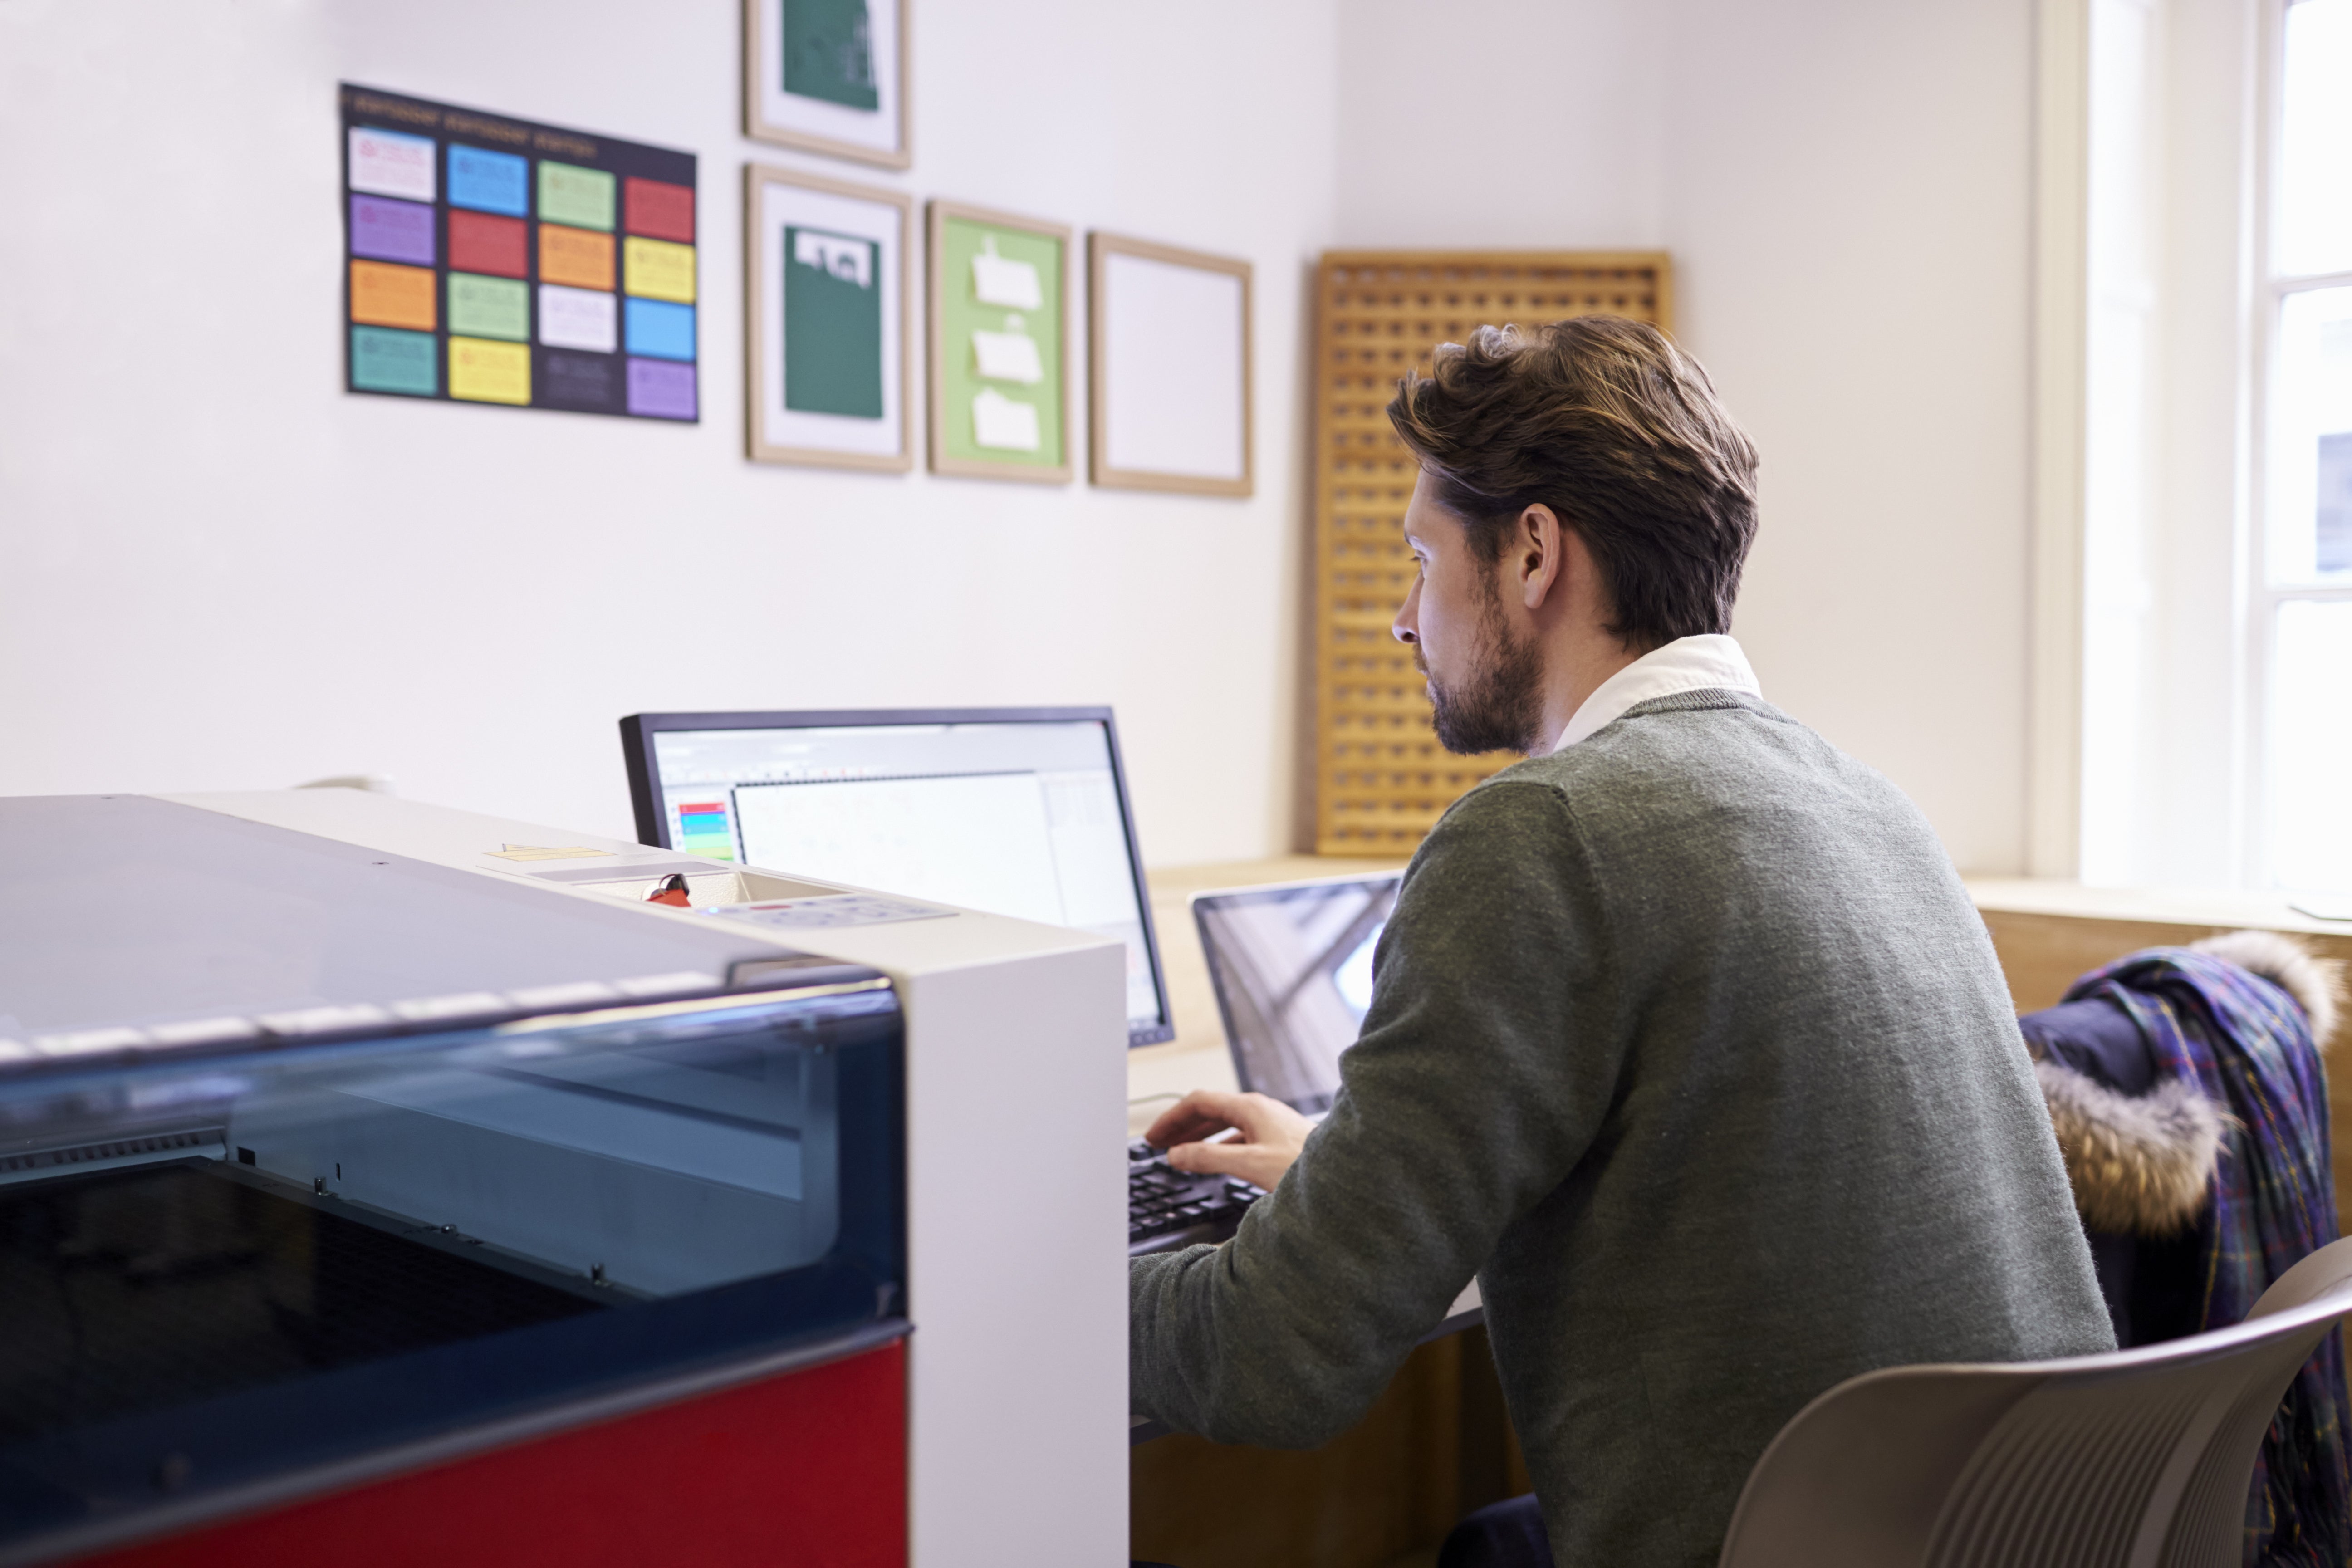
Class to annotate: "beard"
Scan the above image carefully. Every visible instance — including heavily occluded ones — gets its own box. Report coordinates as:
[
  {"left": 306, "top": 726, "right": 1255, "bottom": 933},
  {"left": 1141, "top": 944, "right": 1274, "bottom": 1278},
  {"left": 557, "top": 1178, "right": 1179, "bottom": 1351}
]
[{"left": 1416, "top": 580, "right": 1547, "bottom": 756}]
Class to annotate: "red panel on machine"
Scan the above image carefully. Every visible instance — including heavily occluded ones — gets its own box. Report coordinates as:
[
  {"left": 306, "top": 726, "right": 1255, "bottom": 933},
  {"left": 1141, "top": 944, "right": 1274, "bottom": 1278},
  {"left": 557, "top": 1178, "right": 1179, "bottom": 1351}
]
[{"left": 78, "top": 1340, "right": 906, "bottom": 1568}]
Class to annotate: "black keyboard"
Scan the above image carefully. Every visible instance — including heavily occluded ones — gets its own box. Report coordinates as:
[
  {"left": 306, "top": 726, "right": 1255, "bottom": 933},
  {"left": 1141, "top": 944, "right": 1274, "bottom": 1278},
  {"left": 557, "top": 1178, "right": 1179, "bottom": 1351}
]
[{"left": 1128, "top": 1139, "right": 1265, "bottom": 1251}]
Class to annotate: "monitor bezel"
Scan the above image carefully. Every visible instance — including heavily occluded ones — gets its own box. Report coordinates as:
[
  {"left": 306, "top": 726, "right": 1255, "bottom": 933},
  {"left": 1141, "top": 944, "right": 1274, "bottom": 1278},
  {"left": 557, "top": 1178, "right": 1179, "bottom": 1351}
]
[{"left": 621, "top": 706, "right": 1176, "bottom": 1048}]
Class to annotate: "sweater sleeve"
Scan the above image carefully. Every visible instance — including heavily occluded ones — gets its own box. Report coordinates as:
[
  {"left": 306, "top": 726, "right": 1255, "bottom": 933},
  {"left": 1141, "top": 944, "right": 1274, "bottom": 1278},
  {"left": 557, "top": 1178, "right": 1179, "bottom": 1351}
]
[{"left": 1128, "top": 780, "right": 1628, "bottom": 1447}]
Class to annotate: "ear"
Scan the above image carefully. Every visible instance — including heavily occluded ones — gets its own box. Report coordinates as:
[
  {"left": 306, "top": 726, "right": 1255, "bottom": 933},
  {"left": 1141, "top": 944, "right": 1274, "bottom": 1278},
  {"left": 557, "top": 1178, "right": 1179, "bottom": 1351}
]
[{"left": 1517, "top": 504, "right": 1563, "bottom": 609}]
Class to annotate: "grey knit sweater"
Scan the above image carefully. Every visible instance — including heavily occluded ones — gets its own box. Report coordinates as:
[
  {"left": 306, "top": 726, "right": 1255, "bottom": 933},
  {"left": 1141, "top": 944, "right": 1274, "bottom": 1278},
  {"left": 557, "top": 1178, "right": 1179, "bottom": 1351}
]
[{"left": 1130, "top": 691, "right": 2114, "bottom": 1567}]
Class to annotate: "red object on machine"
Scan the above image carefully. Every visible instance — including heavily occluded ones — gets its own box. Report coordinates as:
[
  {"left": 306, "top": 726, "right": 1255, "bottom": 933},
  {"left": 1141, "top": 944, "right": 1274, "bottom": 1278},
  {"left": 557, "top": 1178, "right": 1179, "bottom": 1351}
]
[{"left": 76, "top": 1340, "right": 906, "bottom": 1568}]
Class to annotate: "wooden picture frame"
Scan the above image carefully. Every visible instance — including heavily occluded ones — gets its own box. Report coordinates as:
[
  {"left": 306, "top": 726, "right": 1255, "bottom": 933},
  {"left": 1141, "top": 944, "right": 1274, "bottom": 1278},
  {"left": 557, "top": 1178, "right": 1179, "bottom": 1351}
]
[
  {"left": 1087, "top": 233, "right": 1253, "bottom": 496},
  {"left": 743, "top": 0, "right": 911, "bottom": 171},
  {"left": 926, "top": 200, "right": 1073, "bottom": 485},
  {"left": 744, "top": 162, "right": 913, "bottom": 471}
]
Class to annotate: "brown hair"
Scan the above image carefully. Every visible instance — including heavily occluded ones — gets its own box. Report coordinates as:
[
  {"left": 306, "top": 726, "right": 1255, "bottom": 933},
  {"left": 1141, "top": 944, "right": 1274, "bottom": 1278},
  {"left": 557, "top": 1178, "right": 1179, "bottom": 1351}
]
[{"left": 1387, "top": 317, "right": 1759, "bottom": 651}]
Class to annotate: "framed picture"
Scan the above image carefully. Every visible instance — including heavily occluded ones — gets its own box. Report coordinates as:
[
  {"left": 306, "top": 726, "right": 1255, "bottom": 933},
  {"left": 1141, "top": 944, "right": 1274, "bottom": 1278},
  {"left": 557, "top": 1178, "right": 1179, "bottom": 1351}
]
[
  {"left": 1088, "top": 234, "right": 1252, "bottom": 496},
  {"left": 744, "top": 0, "right": 910, "bottom": 170},
  {"left": 927, "top": 201, "right": 1072, "bottom": 484},
  {"left": 745, "top": 163, "right": 912, "bottom": 471}
]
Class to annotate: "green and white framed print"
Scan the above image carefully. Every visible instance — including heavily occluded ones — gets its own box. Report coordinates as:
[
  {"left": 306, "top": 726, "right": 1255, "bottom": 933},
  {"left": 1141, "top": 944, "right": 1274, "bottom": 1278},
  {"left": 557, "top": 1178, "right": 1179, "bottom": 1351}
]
[
  {"left": 927, "top": 200, "right": 1071, "bottom": 484},
  {"left": 744, "top": 0, "right": 909, "bottom": 169},
  {"left": 745, "top": 163, "right": 911, "bottom": 471}
]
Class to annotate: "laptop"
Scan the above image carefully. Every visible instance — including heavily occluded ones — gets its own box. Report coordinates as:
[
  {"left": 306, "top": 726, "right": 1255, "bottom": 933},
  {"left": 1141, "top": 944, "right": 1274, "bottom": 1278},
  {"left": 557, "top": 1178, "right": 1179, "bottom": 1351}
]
[
  {"left": 619, "top": 706, "right": 1252, "bottom": 1251},
  {"left": 1191, "top": 872, "right": 1403, "bottom": 1117}
]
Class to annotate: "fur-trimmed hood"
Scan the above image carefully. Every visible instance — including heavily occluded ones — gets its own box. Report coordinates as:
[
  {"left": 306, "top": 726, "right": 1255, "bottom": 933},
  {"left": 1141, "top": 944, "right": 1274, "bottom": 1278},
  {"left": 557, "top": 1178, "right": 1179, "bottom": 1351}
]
[
  {"left": 2033, "top": 929, "right": 2341, "bottom": 1236},
  {"left": 2038, "top": 1061, "right": 2223, "bottom": 1235},
  {"left": 2190, "top": 928, "right": 2342, "bottom": 1048}
]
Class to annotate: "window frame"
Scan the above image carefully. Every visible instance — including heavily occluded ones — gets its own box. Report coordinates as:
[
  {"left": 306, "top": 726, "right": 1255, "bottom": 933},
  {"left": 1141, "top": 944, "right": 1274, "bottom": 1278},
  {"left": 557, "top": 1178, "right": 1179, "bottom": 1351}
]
[{"left": 2248, "top": 0, "right": 2352, "bottom": 888}]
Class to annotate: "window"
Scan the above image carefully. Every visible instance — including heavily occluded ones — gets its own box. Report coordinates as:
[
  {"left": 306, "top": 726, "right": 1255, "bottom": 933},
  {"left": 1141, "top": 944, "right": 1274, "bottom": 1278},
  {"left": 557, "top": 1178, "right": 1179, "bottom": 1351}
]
[{"left": 2259, "top": 0, "right": 2352, "bottom": 892}]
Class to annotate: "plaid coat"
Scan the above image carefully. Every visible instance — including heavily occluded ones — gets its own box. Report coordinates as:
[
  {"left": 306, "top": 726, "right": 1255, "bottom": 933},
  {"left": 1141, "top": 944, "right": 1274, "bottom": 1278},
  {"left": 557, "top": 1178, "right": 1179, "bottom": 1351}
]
[{"left": 2063, "top": 947, "right": 2350, "bottom": 1568}]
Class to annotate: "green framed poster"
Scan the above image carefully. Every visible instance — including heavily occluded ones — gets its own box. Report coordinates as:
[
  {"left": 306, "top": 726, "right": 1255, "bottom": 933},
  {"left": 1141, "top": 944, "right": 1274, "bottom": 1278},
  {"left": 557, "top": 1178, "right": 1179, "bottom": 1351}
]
[
  {"left": 745, "top": 162, "right": 910, "bottom": 470},
  {"left": 743, "top": 0, "right": 909, "bottom": 169},
  {"left": 927, "top": 200, "right": 1072, "bottom": 484}
]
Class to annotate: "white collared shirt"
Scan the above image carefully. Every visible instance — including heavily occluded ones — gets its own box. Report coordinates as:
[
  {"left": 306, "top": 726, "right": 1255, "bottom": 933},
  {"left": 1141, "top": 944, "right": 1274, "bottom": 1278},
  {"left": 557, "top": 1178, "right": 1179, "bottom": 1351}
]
[{"left": 1552, "top": 633, "right": 1762, "bottom": 752}]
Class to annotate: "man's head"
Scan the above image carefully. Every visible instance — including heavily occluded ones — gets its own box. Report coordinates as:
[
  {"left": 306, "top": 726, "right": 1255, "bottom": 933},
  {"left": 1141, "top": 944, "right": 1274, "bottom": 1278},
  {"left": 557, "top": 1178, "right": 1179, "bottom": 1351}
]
[{"left": 1386, "top": 317, "right": 1760, "bottom": 756}]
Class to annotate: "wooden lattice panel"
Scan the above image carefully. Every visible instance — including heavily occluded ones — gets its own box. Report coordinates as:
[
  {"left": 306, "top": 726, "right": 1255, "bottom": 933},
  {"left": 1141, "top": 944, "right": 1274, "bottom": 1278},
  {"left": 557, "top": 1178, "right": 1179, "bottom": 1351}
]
[{"left": 1311, "top": 251, "right": 1673, "bottom": 856}]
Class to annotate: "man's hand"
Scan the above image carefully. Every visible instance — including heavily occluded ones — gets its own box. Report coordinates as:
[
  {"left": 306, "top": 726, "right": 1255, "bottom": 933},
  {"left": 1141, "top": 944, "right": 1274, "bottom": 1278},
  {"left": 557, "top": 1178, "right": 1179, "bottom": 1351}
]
[{"left": 1143, "top": 1089, "right": 1314, "bottom": 1191}]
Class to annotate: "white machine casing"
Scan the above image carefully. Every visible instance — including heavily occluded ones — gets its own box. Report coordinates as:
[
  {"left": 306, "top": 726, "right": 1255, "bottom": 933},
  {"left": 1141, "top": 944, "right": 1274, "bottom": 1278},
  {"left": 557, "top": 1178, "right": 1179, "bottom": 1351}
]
[{"left": 154, "top": 789, "right": 1130, "bottom": 1568}]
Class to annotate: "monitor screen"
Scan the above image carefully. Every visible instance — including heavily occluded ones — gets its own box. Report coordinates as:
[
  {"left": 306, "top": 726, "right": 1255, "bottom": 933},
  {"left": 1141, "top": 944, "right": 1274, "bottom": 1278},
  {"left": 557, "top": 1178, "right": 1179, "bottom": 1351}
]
[
  {"left": 624, "top": 710, "right": 1172, "bottom": 1045},
  {"left": 1191, "top": 874, "right": 1401, "bottom": 1114}
]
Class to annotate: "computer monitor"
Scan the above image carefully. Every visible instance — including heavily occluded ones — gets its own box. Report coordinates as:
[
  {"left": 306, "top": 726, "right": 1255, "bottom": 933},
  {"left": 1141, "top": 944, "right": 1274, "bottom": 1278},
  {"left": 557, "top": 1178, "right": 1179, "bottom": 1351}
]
[
  {"left": 622, "top": 707, "right": 1174, "bottom": 1047},
  {"left": 1191, "top": 873, "right": 1402, "bottom": 1114}
]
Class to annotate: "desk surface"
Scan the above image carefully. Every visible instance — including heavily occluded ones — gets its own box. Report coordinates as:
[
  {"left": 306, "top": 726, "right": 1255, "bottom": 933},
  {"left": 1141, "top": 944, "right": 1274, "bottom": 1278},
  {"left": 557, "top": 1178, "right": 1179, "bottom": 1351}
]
[{"left": 1967, "top": 877, "right": 2352, "bottom": 936}]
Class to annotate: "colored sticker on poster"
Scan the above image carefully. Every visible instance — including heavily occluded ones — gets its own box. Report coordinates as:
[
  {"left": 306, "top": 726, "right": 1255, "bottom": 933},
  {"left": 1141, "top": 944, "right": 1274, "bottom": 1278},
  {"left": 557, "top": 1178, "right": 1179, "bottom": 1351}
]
[
  {"left": 448, "top": 274, "right": 529, "bottom": 341},
  {"left": 352, "top": 326, "right": 437, "bottom": 396},
  {"left": 624, "top": 237, "right": 697, "bottom": 304},
  {"left": 338, "top": 83, "right": 697, "bottom": 422},
  {"left": 450, "top": 337, "right": 532, "bottom": 404},
  {"left": 540, "top": 225, "right": 616, "bottom": 291},
  {"left": 541, "top": 285, "right": 618, "bottom": 353},
  {"left": 349, "top": 127, "right": 436, "bottom": 201},
  {"left": 625, "top": 298, "right": 696, "bottom": 362},
  {"left": 350, "top": 196, "right": 435, "bottom": 266}
]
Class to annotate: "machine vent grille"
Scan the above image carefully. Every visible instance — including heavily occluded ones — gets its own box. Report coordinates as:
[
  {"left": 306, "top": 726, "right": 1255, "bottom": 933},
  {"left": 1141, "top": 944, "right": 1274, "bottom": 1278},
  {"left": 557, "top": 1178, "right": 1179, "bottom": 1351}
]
[{"left": 0, "top": 1127, "right": 223, "bottom": 1180}]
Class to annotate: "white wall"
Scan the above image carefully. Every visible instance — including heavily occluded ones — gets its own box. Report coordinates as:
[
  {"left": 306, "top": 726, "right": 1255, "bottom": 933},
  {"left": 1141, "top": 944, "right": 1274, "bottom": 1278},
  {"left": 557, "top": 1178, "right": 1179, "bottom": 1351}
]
[
  {"left": 1336, "top": 0, "right": 2040, "bottom": 873},
  {"left": 4, "top": 0, "right": 2053, "bottom": 874},
  {"left": 1335, "top": 0, "right": 1664, "bottom": 248},
  {"left": 0, "top": 0, "right": 1340, "bottom": 867}
]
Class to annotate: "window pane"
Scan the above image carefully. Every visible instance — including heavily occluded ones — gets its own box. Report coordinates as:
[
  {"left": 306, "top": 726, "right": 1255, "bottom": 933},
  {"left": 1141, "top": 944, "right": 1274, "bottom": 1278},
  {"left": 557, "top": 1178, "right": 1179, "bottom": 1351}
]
[
  {"left": 2282, "top": 0, "right": 2352, "bottom": 277},
  {"left": 2271, "top": 285, "right": 2352, "bottom": 581},
  {"left": 2272, "top": 599, "right": 2352, "bottom": 891}
]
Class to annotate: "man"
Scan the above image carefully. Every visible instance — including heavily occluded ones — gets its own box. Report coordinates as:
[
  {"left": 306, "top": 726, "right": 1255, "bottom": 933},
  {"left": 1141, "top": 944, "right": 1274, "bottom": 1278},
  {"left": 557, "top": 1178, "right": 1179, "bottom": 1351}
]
[{"left": 1128, "top": 318, "right": 2113, "bottom": 1567}]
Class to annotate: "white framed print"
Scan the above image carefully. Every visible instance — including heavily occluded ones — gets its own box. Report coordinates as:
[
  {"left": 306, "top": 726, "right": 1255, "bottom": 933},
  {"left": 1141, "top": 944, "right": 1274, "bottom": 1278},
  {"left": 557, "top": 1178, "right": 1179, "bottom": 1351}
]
[
  {"left": 1087, "top": 233, "right": 1253, "bottom": 497},
  {"left": 744, "top": 0, "right": 910, "bottom": 170},
  {"left": 745, "top": 163, "right": 912, "bottom": 471}
]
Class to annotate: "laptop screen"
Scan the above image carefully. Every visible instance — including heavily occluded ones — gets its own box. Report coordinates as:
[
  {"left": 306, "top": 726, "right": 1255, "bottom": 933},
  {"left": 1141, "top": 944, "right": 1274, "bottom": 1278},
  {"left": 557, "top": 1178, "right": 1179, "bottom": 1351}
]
[
  {"left": 622, "top": 708, "right": 1173, "bottom": 1046},
  {"left": 1192, "top": 874, "right": 1402, "bottom": 1114}
]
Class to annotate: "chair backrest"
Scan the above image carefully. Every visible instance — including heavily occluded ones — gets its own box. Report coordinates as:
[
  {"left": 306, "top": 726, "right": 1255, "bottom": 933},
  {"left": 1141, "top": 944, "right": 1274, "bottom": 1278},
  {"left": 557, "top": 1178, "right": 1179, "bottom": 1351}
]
[{"left": 1716, "top": 1235, "right": 2352, "bottom": 1568}]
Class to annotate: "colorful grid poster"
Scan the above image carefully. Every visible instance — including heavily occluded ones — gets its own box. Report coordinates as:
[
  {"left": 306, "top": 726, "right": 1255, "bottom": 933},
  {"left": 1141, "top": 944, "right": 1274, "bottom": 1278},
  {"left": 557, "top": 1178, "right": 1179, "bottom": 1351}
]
[{"left": 340, "top": 84, "right": 699, "bottom": 422}]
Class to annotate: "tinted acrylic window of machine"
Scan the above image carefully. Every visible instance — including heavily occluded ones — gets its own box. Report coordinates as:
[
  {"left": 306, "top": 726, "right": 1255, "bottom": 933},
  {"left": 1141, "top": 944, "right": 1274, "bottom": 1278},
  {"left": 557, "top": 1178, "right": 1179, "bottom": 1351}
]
[{"left": 0, "top": 986, "right": 902, "bottom": 1543}]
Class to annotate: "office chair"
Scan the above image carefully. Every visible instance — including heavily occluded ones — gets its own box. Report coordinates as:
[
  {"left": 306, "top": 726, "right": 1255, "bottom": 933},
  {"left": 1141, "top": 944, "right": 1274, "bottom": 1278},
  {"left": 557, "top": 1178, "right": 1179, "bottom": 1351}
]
[{"left": 1715, "top": 1235, "right": 2352, "bottom": 1568}]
